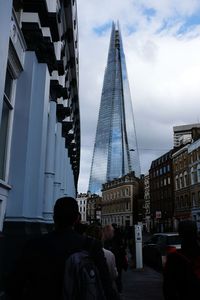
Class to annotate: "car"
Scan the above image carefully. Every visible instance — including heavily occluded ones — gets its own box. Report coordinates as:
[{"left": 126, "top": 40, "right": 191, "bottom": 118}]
[{"left": 142, "top": 232, "right": 181, "bottom": 271}]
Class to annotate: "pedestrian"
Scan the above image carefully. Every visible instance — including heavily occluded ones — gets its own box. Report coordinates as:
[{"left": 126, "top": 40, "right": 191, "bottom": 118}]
[
  {"left": 103, "top": 224, "right": 128, "bottom": 293},
  {"left": 124, "top": 225, "right": 136, "bottom": 268},
  {"left": 163, "top": 220, "right": 200, "bottom": 300},
  {"left": 86, "top": 224, "right": 119, "bottom": 292},
  {"left": 74, "top": 212, "right": 88, "bottom": 235},
  {"left": 5, "top": 197, "right": 119, "bottom": 300}
]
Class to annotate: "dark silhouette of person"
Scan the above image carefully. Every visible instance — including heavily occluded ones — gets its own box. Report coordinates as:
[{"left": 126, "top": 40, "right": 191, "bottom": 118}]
[
  {"left": 5, "top": 197, "right": 118, "bottom": 300},
  {"left": 124, "top": 225, "right": 135, "bottom": 268},
  {"left": 74, "top": 212, "right": 88, "bottom": 235},
  {"left": 103, "top": 224, "right": 127, "bottom": 293},
  {"left": 163, "top": 220, "right": 200, "bottom": 300}
]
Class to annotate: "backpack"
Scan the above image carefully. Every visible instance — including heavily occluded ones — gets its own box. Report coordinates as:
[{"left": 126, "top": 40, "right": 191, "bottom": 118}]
[{"left": 62, "top": 247, "right": 106, "bottom": 300}]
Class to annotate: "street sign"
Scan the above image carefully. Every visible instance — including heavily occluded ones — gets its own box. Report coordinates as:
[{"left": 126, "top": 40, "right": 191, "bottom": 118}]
[
  {"left": 134, "top": 224, "right": 143, "bottom": 269},
  {"left": 155, "top": 211, "right": 162, "bottom": 219}
]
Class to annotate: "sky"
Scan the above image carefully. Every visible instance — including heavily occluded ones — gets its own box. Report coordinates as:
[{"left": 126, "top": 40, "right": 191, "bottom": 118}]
[{"left": 77, "top": 0, "right": 200, "bottom": 193}]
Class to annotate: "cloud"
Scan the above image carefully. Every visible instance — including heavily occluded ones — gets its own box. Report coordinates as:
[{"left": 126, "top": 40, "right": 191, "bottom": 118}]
[{"left": 77, "top": 0, "right": 200, "bottom": 192}]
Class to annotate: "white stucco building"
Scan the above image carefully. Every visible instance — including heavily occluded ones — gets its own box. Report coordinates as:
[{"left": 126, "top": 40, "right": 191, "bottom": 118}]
[
  {"left": 0, "top": 0, "right": 80, "bottom": 232},
  {"left": 76, "top": 194, "right": 88, "bottom": 223}
]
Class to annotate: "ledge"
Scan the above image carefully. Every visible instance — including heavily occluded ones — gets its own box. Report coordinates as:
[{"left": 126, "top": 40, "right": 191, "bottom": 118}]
[
  {"left": 57, "top": 60, "right": 65, "bottom": 76},
  {"left": 22, "top": 0, "right": 49, "bottom": 27},
  {"left": 50, "top": 80, "right": 62, "bottom": 100},
  {"left": 62, "top": 28, "right": 73, "bottom": 43},
  {"left": 22, "top": 23, "right": 57, "bottom": 73},
  {"left": 0, "top": 180, "right": 12, "bottom": 190},
  {"left": 56, "top": 104, "right": 71, "bottom": 122},
  {"left": 48, "top": 12, "right": 60, "bottom": 42},
  {"left": 65, "top": 133, "right": 74, "bottom": 146},
  {"left": 62, "top": 121, "right": 73, "bottom": 137}
]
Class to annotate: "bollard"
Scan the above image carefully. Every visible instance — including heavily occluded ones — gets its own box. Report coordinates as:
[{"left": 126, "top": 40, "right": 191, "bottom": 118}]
[{"left": 134, "top": 224, "right": 143, "bottom": 269}]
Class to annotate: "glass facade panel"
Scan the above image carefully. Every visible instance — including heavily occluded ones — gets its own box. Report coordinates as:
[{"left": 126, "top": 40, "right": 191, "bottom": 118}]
[{"left": 88, "top": 23, "right": 140, "bottom": 194}]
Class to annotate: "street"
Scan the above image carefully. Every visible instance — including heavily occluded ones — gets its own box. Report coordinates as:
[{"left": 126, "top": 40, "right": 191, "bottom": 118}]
[{"left": 122, "top": 265, "right": 164, "bottom": 300}]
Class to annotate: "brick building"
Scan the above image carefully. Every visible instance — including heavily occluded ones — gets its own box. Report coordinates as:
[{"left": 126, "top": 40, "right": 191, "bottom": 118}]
[{"left": 149, "top": 150, "right": 174, "bottom": 232}]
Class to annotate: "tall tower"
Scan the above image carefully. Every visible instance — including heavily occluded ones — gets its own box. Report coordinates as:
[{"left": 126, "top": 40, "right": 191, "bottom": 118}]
[{"left": 88, "top": 23, "right": 140, "bottom": 194}]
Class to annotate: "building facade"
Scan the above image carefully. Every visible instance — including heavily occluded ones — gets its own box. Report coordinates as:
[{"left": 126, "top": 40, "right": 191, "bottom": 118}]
[
  {"left": 101, "top": 172, "right": 140, "bottom": 227},
  {"left": 0, "top": 0, "right": 80, "bottom": 239},
  {"left": 173, "top": 123, "right": 200, "bottom": 147},
  {"left": 149, "top": 150, "right": 174, "bottom": 232},
  {"left": 76, "top": 193, "right": 87, "bottom": 223},
  {"left": 88, "top": 22, "right": 140, "bottom": 195},
  {"left": 172, "top": 130, "right": 200, "bottom": 231},
  {"left": 188, "top": 140, "right": 200, "bottom": 231},
  {"left": 144, "top": 174, "right": 151, "bottom": 232},
  {"left": 86, "top": 194, "right": 102, "bottom": 224},
  {"left": 172, "top": 144, "right": 191, "bottom": 230}
]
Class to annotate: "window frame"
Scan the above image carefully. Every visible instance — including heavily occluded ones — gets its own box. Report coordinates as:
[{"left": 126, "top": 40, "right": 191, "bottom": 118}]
[{"left": 0, "top": 65, "right": 16, "bottom": 182}]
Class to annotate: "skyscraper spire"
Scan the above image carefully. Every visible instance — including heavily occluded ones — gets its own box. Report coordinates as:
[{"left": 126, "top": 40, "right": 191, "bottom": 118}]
[{"left": 88, "top": 23, "right": 140, "bottom": 194}]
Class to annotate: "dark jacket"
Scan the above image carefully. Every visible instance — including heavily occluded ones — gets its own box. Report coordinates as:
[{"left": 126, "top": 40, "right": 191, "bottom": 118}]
[
  {"left": 5, "top": 228, "right": 119, "bottom": 300},
  {"left": 163, "top": 243, "right": 200, "bottom": 300}
]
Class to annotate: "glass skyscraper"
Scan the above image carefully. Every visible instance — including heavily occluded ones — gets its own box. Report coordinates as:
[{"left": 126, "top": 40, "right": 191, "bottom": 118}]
[{"left": 88, "top": 22, "right": 140, "bottom": 194}]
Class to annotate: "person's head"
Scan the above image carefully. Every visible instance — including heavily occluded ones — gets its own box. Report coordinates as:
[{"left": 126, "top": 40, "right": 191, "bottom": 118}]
[
  {"left": 102, "top": 224, "right": 114, "bottom": 241},
  {"left": 178, "top": 220, "right": 198, "bottom": 245},
  {"left": 53, "top": 197, "right": 79, "bottom": 230}
]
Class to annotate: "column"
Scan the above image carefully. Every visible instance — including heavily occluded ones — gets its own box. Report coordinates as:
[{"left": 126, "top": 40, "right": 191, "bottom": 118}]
[
  {"left": 53, "top": 122, "right": 62, "bottom": 203},
  {"left": 43, "top": 101, "right": 56, "bottom": 221},
  {"left": 60, "top": 137, "right": 65, "bottom": 196},
  {"left": 6, "top": 52, "right": 49, "bottom": 221}
]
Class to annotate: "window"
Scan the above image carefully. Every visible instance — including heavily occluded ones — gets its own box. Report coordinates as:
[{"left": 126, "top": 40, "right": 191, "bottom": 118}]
[
  {"left": 175, "top": 197, "right": 179, "bottom": 209},
  {"left": 126, "top": 201, "right": 128, "bottom": 210},
  {"left": 198, "top": 150, "right": 200, "bottom": 160},
  {"left": 197, "top": 164, "right": 200, "bottom": 183},
  {"left": 168, "top": 177, "right": 171, "bottom": 185},
  {"left": 180, "top": 196, "right": 183, "bottom": 208},
  {"left": 192, "top": 193, "right": 196, "bottom": 207},
  {"left": 157, "top": 180, "right": 159, "bottom": 189},
  {"left": 194, "top": 151, "right": 197, "bottom": 162},
  {"left": 175, "top": 175, "right": 179, "bottom": 190},
  {"left": 185, "top": 195, "right": 189, "bottom": 208},
  {"left": 0, "top": 68, "right": 14, "bottom": 180},
  {"left": 191, "top": 167, "right": 197, "bottom": 185},
  {"left": 179, "top": 173, "right": 183, "bottom": 188},
  {"left": 184, "top": 171, "right": 188, "bottom": 187}
]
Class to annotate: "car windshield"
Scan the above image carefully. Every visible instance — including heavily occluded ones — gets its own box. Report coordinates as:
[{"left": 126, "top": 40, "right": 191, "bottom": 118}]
[{"left": 167, "top": 235, "right": 181, "bottom": 245}]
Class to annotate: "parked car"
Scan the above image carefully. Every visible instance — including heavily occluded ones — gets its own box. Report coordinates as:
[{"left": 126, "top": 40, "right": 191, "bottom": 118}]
[{"left": 142, "top": 232, "right": 181, "bottom": 271}]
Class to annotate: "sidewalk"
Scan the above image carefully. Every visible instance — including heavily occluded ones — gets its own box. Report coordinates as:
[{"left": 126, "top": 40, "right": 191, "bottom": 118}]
[{"left": 122, "top": 265, "right": 164, "bottom": 300}]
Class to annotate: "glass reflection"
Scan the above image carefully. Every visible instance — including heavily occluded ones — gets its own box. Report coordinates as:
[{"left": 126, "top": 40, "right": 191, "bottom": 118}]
[{"left": 88, "top": 23, "right": 140, "bottom": 194}]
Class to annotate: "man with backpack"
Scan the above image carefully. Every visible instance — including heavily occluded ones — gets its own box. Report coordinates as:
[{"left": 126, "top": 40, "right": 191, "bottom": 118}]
[
  {"left": 6, "top": 197, "right": 119, "bottom": 300},
  {"left": 163, "top": 220, "right": 200, "bottom": 300}
]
